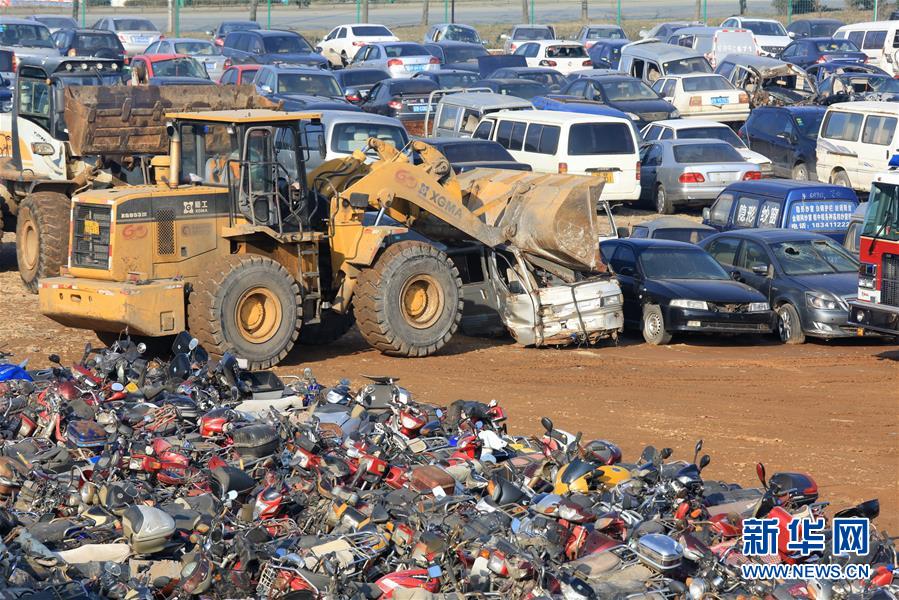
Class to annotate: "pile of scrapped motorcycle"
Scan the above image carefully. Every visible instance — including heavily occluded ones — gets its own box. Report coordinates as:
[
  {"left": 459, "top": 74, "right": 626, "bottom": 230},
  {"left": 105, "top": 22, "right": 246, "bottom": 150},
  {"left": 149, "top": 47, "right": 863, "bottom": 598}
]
[{"left": 0, "top": 333, "right": 894, "bottom": 600}]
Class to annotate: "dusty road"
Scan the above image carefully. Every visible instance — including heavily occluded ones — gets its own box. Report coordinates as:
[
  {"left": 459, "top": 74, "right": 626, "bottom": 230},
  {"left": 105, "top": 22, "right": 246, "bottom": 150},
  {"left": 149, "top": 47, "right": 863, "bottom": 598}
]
[{"left": 1, "top": 230, "right": 897, "bottom": 531}]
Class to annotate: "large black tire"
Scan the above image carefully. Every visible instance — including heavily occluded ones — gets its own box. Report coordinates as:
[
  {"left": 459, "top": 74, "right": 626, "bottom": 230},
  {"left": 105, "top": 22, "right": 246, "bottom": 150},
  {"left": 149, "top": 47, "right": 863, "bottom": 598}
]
[
  {"left": 298, "top": 310, "right": 355, "bottom": 345},
  {"left": 655, "top": 184, "right": 674, "bottom": 215},
  {"left": 16, "top": 191, "right": 70, "bottom": 293},
  {"left": 642, "top": 304, "right": 673, "bottom": 345},
  {"left": 355, "top": 241, "right": 462, "bottom": 357},
  {"left": 188, "top": 255, "right": 302, "bottom": 369},
  {"left": 776, "top": 303, "right": 806, "bottom": 345},
  {"left": 831, "top": 170, "right": 852, "bottom": 189}
]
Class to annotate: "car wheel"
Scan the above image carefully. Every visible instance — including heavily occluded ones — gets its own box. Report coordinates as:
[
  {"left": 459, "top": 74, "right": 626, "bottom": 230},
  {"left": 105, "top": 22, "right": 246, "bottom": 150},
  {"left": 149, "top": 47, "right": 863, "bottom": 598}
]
[
  {"left": 791, "top": 163, "right": 808, "bottom": 181},
  {"left": 831, "top": 170, "right": 851, "bottom": 189},
  {"left": 655, "top": 184, "right": 673, "bottom": 215},
  {"left": 776, "top": 303, "right": 806, "bottom": 344},
  {"left": 340, "top": 50, "right": 349, "bottom": 67},
  {"left": 642, "top": 304, "right": 673, "bottom": 345}
]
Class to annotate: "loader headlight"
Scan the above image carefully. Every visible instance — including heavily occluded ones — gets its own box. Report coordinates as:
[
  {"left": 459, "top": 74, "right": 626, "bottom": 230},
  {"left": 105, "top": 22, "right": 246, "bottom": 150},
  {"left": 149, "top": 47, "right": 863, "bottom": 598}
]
[
  {"left": 601, "top": 293, "right": 622, "bottom": 307},
  {"left": 670, "top": 299, "right": 708, "bottom": 310},
  {"left": 31, "top": 142, "right": 54, "bottom": 156},
  {"left": 748, "top": 302, "right": 770, "bottom": 312}
]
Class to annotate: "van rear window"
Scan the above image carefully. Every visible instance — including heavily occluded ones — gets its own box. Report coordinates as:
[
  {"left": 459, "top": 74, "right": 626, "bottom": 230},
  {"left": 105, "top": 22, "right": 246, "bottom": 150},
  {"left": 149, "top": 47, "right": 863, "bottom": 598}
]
[
  {"left": 786, "top": 200, "right": 856, "bottom": 232},
  {"left": 863, "top": 30, "right": 887, "bottom": 50},
  {"left": 567, "top": 122, "right": 634, "bottom": 155},
  {"left": 861, "top": 115, "right": 896, "bottom": 146}
]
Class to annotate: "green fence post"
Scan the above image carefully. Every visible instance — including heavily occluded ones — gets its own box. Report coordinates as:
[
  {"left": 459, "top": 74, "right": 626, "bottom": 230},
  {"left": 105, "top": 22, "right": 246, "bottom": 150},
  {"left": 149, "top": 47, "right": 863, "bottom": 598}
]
[
  {"left": 530, "top": 0, "right": 535, "bottom": 24},
  {"left": 356, "top": 0, "right": 360, "bottom": 22},
  {"left": 174, "top": 0, "right": 180, "bottom": 37},
  {"left": 444, "top": 0, "right": 448, "bottom": 22},
  {"left": 81, "top": 0, "right": 86, "bottom": 27},
  {"left": 787, "top": 0, "right": 792, "bottom": 25},
  {"left": 617, "top": 0, "right": 621, "bottom": 26},
  {"left": 702, "top": 0, "right": 707, "bottom": 23},
  {"left": 873, "top": 0, "right": 879, "bottom": 20}
]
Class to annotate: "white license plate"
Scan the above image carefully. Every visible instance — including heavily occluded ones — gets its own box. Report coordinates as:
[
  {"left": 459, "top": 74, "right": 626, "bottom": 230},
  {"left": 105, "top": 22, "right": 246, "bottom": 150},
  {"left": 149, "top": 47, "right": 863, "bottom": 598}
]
[
  {"left": 709, "top": 172, "right": 737, "bottom": 182},
  {"left": 133, "top": 36, "right": 149, "bottom": 43},
  {"left": 710, "top": 96, "right": 730, "bottom": 106},
  {"left": 406, "top": 64, "right": 425, "bottom": 72},
  {"left": 411, "top": 104, "right": 429, "bottom": 112}
]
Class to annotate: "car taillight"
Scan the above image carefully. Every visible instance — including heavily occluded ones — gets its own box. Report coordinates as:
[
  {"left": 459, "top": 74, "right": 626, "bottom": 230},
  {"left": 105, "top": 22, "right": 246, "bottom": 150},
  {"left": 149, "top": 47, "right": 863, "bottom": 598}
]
[
  {"left": 738, "top": 92, "right": 749, "bottom": 103},
  {"left": 223, "top": 58, "right": 232, "bottom": 69},
  {"left": 10, "top": 53, "right": 15, "bottom": 73},
  {"left": 816, "top": 56, "right": 826, "bottom": 63},
  {"left": 743, "top": 171, "right": 762, "bottom": 180},
  {"left": 214, "top": 38, "right": 224, "bottom": 47},
  {"left": 539, "top": 59, "right": 557, "bottom": 67},
  {"left": 586, "top": 41, "right": 595, "bottom": 48},
  {"left": 636, "top": 161, "right": 641, "bottom": 180},
  {"left": 387, "top": 58, "right": 403, "bottom": 68},
  {"left": 558, "top": 162, "right": 568, "bottom": 173},
  {"left": 428, "top": 56, "right": 440, "bottom": 64},
  {"left": 353, "top": 41, "right": 366, "bottom": 46},
  {"left": 118, "top": 34, "right": 127, "bottom": 42},
  {"left": 510, "top": 44, "right": 517, "bottom": 51},
  {"left": 689, "top": 96, "right": 702, "bottom": 106},
  {"left": 387, "top": 99, "right": 403, "bottom": 110},
  {"left": 679, "top": 172, "right": 705, "bottom": 183},
  {"left": 582, "top": 59, "right": 592, "bottom": 66}
]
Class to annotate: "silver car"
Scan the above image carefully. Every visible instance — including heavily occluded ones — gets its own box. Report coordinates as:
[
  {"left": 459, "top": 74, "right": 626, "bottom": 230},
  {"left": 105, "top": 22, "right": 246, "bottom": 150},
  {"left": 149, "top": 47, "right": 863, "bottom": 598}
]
[
  {"left": 26, "top": 15, "right": 77, "bottom": 34},
  {"left": 0, "top": 18, "right": 60, "bottom": 63},
  {"left": 144, "top": 37, "right": 226, "bottom": 81},
  {"left": 349, "top": 42, "right": 438, "bottom": 78},
  {"left": 92, "top": 17, "right": 161, "bottom": 56},
  {"left": 639, "top": 139, "right": 761, "bottom": 214}
]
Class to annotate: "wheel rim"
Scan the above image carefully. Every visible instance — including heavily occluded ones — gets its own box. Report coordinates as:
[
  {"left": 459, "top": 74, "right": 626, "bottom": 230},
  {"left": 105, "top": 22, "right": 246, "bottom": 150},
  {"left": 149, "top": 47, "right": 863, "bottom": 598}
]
[
  {"left": 656, "top": 189, "right": 666, "bottom": 214},
  {"left": 645, "top": 311, "right": 664, "bottom": 339},
  {"left": 20, "top": 214, "right": 38, "bottom": 271},
  {"left": 399, "top": 274, "right": 444, "bottom": 329},
  {"left": 778, "top": 307, "right": 792, "bottom": 341},
  {"left": 234, "top": 287, "right": 282, "bottom": 343}
]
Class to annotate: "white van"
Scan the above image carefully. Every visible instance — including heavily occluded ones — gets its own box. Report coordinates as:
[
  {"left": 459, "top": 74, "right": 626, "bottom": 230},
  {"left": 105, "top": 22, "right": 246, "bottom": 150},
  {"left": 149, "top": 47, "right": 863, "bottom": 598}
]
[
  {"left": 815, "top": 101, "right": 899, "bottom": 192},
  {"left": 667, "top": 26, "right": 760, "bottom": 68},
  {"left": 833, "top": 21, "right": 899, "bottom": 75},
  {"left": 471, "top": 109, "right": 641, "bottom": 201}
]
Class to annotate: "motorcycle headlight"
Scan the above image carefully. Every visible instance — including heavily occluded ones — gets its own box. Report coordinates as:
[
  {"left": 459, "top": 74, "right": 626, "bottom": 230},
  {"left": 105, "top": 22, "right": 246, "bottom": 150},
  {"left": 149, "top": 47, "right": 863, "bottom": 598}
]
[
  {"left": 601, "top": 293, "right": 622, "bottom": 307},
  {"left": 805, "top": 292, "right": 839, "bottom": 310},
  {"left": 670, "top": 299, "right": 709, "bottom": 310},
  {"left": 689, "top": 577, "right": 709, "bottom": 599},
  {"left": 748, "top": 302, "right": 770, "bottom": 312}
]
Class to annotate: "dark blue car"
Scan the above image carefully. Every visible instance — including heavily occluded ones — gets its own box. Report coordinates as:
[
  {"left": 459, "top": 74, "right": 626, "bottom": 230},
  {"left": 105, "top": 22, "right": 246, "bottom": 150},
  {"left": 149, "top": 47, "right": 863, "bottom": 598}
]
[
  {"left": 778, "top": 38, "right": 866, "bottom": 68},
  {"left": 600, "top": 238, "right": 775, "bottom": 345},
  {"left": 587, "top": 39, "right": 628, "bottom": 69},
  {"left": 702, "top": 180, "right": 858, "bottom": 243},
  {"left": 561, "top": 74, "right": 678, "bottom": 128},
  {"left": 423, "top": 40, "right": 488, "bottom": 72},
  {"left": 701, "top": 229, "right": 860, "bottom": 343},
  {"left": 221, "top": 29, "right": 327, "bottom": 69},
  {"left": 253, "top": 65, "right": 357, "bottom": 111},
  {"left": 739, "top": 106, "right": 825, "bottom": 181}
]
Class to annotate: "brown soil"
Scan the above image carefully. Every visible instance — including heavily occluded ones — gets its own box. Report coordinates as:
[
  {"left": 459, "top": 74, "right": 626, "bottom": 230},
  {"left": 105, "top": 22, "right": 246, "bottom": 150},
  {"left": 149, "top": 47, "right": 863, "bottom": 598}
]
[{"left": 1, "top": 231, "right": 897, "bottom": 531}]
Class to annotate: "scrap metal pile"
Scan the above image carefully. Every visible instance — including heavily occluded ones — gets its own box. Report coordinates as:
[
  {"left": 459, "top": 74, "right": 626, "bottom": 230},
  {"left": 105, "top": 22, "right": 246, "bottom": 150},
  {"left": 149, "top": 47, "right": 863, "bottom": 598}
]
[{"left": 0, "top": 334, "right": 894, "bottom": 600}]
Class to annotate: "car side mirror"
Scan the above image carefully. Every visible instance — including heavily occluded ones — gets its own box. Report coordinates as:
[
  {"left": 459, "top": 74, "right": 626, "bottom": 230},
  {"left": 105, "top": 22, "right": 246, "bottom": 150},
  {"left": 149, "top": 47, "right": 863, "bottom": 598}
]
[
  {"left": 730, "top": 270, "right": 743, "bottom": 281},
  {"left": 205, "top": 30, "right": 214, "bottom": 36},
  {"left": 618, "top": 266, "right": 635, "bottom": 276},
  {"left": 788, "top": 31, "right": 796, "bottom": 38},
  {"left": 616, "top": 226, "right": 630, "bottom": 239},
  {"left": 638, "top": 29, "right": 649, "bottom": 38},
  {"left": 751, "top": 263, "right": 769, "bottom": 276}
]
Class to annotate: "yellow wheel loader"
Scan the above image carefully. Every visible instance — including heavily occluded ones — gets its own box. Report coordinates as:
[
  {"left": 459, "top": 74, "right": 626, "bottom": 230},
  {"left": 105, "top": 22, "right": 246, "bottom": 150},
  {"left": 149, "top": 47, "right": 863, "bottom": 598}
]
[{"left": 39, "top": 109, "right": 625, "bottom": 367}]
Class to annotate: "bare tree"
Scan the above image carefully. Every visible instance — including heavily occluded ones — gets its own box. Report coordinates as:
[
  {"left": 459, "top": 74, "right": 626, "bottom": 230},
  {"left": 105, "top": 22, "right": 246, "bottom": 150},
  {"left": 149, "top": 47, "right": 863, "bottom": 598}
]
[
  {"left": 695, "top": 0, "right": 701, "bottom": 20},
  {"left": 581, "top": 0, "right": 588, "bottom": 21},
  {"left": 421, "top": 0, "right": 429, "bottom": 26},
  {"left": 362, "top": 0, "right": 369, "bottom": 22},
  {"left": 250, "top": 0, "right": 259, "bottom": 23},
  {"left": 521, "top": 0, "right": 529, "bottom": 23},
  {"left": 71, "top": 0, "right": 79, "bottom": 22}
]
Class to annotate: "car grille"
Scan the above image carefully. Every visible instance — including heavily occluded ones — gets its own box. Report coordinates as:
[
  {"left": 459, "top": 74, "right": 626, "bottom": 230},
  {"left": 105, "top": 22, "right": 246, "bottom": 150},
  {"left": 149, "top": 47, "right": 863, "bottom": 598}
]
[
  {"left": 71, "top": 204, "right": 111, "bottom": 269},
  {"left": 883, "top": 254, "right": 899, "bottom": 307},
  {"left": 762, "top": 45, "right": 785, "bottom": 55},
  {"left": 640, "top": 112, "right": 669, "bottom": 122},
  {"left": 709, "top": 302, "right": 749, "bottom": 313}
]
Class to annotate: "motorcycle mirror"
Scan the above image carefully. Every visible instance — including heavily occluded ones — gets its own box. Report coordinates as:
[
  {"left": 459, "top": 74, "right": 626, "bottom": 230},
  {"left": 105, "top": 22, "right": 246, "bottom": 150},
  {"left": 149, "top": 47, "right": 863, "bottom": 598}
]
[
  {"left": 171, "top": 331, "right": 193, "bottom": 355},
  {"left": 639, "top": 445, "right": 657, "bottom": 464},
  {"left": 111, "top": 382, "right": 125, "bottom": 393},
  {"left": 541, "top": 417, "right": 553, "bottom": 433},
  {"left": 699, "top": 454, "right": 711, "bottom": 471},
  {"left": 756, "top": 462, "right": 767, "bottom": 488},
  {"left": 188, "top": 337, "right": 199, "bottom": 352},
  {"left": 81, "top": 342, "right": 92, "bottom": 365},
  {"left": 693, "top": 439, "right": 703, "bottom": 464},
  {"left": 574, "top": 431, "right": 583, "bottom": 446},
  {"left": 660, "top": 447, "right": 673, "bottom": 460},
  {"left": 136, "top": 342, "right": 147, "bottom": 355},
  {"left": 48, "top": 354, "right": 61, "bottom": 365},
  {"left": 193, "top": 345, "right": 209, "bottom": 365},
  {"left": 167, "top": 353, "right": 191, "bottom": 381}
]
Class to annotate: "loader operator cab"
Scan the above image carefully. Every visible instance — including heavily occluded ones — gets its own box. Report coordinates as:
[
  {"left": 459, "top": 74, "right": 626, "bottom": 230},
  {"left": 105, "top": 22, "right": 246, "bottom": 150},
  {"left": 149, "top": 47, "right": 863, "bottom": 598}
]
[{"left": 171, "top": 111, "right": 322, "bottom": 232}]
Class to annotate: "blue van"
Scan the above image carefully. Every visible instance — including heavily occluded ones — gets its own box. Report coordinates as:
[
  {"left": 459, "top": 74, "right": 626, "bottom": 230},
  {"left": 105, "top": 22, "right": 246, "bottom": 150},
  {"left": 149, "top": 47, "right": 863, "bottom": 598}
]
[{"left": 702, "top": 180, "right": 858, "bottom": 243}]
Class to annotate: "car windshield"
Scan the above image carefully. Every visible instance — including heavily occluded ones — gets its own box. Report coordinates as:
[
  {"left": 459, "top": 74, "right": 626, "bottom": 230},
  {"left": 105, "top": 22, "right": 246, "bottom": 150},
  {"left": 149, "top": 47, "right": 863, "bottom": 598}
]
[
  {"left": 443, "top": 25, "right": 480, "bottom": 43},
  {"left": 682, "top": 75, "right": 733, "bottom": 91},
  {"left": 743, "top": 20, "right": 787, "bottom": 37},
  {"left": 673, "top": 142, "right": 743, "bottom": 163},
  {"left": 771, "top": 239, "right": 857, "bottom": 275},
  {"left": 114, "top": 19, "right": 157, "bottom": 32},
  {"left": 639, "top": 248, "right": 729, "bottom": 279},
  {"left": 809, "top": 23, "right": 839, "bottom": 37},
  {"left": 514, "top": 27, "right": 553, "bottom": 40},
  {"left": 867, "top": 76, "right": 899, "bottom": 93},
  {"left": 174, "top": 41, "right": 220, "bottom": 55},
  {"left": 441, "top": 141, "right": 514, "bottom": 162},
  {"left": 814, "top": 40, "right": 858, "bottom": 52},
  {"left": 653, "top": 228, "right": 714, "bottom": 243},
  {"left": 0, "top": 24, "right": 53, "bottom": 47},
  {"left": 586, "top": 27, "right": 625, "bottom": 40},
  {"left": 599, "top": 79, "right": 658, "bottom": 101},
  {"left": 443, "top": 45, "right": 487, "bottom": 63},
  {"left": 338, "top": 69, "right": 387, "bottom": 87},
  {"left": 497, "top": 81, "right": 548, "bottom": 97},
  {"left": 678, "top": 126, "right": 746, "bottom": 148},
  {"left": 546, "top": 45, "right": 587, "bottom": 58},
  {"left": 75, "top": 33, "right": 121, "bottom": 51},
  {"left": 435, "top": 72, "right": 479, "bottom": 88},
  {"left": 221, "top": 22, "right": 259, "bottom": 34},
  {"left": 353, "top": 25, "right": 392, "bottom": 37},
  {"left": 662, "top": 57, "right": 712, "bottom": 74},
  {"left": 152, "top": 57, "right": 208, "bottom": 78},
  {"left": 38, "top": 17, "right": 75, "bottom": 28},
  {"left": 384, "top": 44, "right": 429, "bottom": 57},
  {"left": 792, "top": 110, "right": 824, "bottom": 139},
  {"left": 332, "top": 122, "right": 407, "bottom": 153},
  {"left": 263, "top": 34, "right": 312, "bottom": 54},
  {"left": 277, "top": 73, "right": 341, "bottom": 96}
]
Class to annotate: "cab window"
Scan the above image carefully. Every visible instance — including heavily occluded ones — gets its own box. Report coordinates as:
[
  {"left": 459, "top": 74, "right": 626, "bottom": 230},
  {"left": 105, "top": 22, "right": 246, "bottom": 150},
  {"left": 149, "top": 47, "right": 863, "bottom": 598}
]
[
  {"left": 708, "top": 192, "right": 735, "bottom": 226},
  {"left": 472, "top": 120, "right": 494, "bottom": 140},
  {"left": 736, "top": 240, "right": 770, "bottom": 270}
]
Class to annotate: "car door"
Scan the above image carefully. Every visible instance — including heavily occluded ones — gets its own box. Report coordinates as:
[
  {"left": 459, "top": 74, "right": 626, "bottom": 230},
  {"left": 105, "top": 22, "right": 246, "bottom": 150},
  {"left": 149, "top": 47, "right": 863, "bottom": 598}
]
[
  {"left": 639, "top": 142, "right": 662, "bottom": 200},
  {"left": 734, "top": 239, "right": 774, "bottom": 297},
  {"left": 705, "top": 235, "right": 742, "bottom": 272},
  {"left": 609, "top": 244, "right": 641, "bottom": 325},
  {"left": 780, "top": 42, "right": 802, "bottom": 64},
  {"left": 857, "top": 113, "right": 897, "bottom": 190}
]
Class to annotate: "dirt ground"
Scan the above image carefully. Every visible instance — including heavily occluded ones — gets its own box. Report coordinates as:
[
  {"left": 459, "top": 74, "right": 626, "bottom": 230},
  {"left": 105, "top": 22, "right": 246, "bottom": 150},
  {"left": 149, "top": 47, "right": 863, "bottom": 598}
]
[{"left": 1, "top": 227, "right": 897, "bottom": 532}]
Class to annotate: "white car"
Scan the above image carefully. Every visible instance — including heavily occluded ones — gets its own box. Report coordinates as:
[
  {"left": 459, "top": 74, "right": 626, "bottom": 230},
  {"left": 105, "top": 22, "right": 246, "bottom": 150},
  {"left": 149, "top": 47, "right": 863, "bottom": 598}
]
[
  {"left": 512, "top": 40, "right": 592, "bottom": 76},
  {"left": 651, "top": 73, "right": 750, "bottom": 124},
  {"left": 720, "top": 17, "right": 791, "bottom": 57},
  {"left": 317, "top": 23, "right": 398, "bottom": 67},
  {"left": 641, "top": 118, "right": 773, "bottom": 176}
]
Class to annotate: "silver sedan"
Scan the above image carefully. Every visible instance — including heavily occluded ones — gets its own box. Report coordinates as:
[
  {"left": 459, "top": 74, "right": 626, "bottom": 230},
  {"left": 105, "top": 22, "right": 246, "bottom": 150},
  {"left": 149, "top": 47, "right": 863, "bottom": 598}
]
[
  {"left": 639, "top": 139, "right": 761, "bottom": 214},
  {"left": 348, "top": 41, "right": 438, "bottom": 78},
  {"left": 143, "top": 37, "right": 227, "bottom": 81}
]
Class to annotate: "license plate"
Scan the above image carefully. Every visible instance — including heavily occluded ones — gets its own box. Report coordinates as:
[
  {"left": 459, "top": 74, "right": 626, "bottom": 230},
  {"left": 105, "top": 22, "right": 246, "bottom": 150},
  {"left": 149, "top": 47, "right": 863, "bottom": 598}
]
[
  {"left": 591, "top": 171, "right": 614, "bottom": 183},
  {"left": 709, "top": 172, "right": 736, "bottom": 182},
  {"left": 856, "top": 327, "right": 865, "bottom": 337},
  {"left": 83, "top": 220, "right": 100, "bottom": 236},
  {"left": 411, "top": 104, "right": 429, "bottom": 113},
  {"left": 711, "top": 96, "right": 730, "bottom": 106},
  {"left": 133, "top": 36, "right": 149, "bottom": 43},
  {"left": 407, "top": 64, "right": 425, "bottom": 72}
]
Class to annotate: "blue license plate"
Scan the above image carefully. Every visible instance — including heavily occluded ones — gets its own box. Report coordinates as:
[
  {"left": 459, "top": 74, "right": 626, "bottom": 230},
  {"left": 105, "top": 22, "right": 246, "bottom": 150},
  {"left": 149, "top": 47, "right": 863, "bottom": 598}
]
[
  {"left": 407, "top": 64, "right": 425, "bottom": 72},
  {"left": 711, "top": 96, "right": 730, "bottom": 106},
  {"left": 411, "top": 104, "right": 429, "bottom": 113}
]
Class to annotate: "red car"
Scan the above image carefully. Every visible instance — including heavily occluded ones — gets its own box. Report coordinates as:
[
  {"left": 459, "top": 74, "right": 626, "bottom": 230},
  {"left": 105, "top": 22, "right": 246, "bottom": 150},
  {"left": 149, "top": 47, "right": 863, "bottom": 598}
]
[
  {"left": 128, "top": 54, "right": 213, "bottom": 85},
  {"left": 218, "top": 64, "right": 260, "bottom": 85}
]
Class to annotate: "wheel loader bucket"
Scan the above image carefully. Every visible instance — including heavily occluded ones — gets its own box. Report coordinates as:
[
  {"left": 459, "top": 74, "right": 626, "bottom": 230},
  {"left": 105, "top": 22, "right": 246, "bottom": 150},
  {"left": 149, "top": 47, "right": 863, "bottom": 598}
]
[{"left": 64, "top": 84, "right": 278, "bottom": 156}]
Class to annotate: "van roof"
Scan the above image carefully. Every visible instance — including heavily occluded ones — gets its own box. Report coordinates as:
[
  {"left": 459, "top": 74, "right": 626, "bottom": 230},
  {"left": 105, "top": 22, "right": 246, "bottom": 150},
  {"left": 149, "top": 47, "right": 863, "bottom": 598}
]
[
  {"left": 836, "top": 20, "right": 898, "bottom": 30},
  {"left": 439, "top": 92, "right": 533, "bottom": 109},
  {"left": 723, "top": 179, "right": 859, "bottom": 199},
  {"left": 486, "top": 108, "right": 629, "bottom": 124},
  {"left": 826, "top": 100, "right": 899, "bottom": 114},
  {"left": 670, "top": 26, "right": 746, "bottom": 36},
  {"left": 621, "top": 40, "right": 706, "bottom": 60}
]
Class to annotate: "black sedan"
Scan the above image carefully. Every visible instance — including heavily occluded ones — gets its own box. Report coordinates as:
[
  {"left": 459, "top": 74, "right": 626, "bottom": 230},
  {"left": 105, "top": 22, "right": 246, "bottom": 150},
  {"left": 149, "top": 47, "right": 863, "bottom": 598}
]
[
  {"left": 700, "top": 229, "right": 861, "bottom": 344},
  {"left": 424, "top": 41, "right": 488, "bottom": 72},
  {"left": 412, "top": 68, "right": 481, "bottom": 89},
  {"left": 51, "top": 28, "right": 125, "bottom": 60},
  {"left": 331, "top": 68, "right": 389, "bottom": 103},
  {"left": 600, "top": 238, "right": 775, "bottom": 345},
  {"left": 413, "top": 139, "right": 530, "bottom": 173},
  {"left": 360, "top": 78, "right": 439, "bottom": 136},
  {"left": 488, "top": 66, "right": 568, "bottom": 91},
  {"left": 561, "top": 74, "right": 678, "bottom": 128},
  {"left": 778, "top": 37, "right": 866, "bottom": 68}
]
